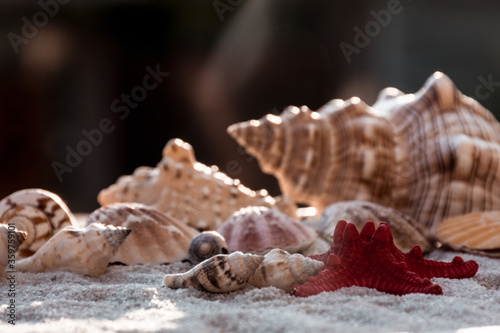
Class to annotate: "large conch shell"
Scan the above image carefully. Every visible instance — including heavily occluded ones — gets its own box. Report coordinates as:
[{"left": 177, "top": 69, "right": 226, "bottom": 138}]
[
  {"left": 434, "top": 211, "right": 500, "bottom": 257},
  {"left": 0, "top": 224, "right": 27, "bottom": 272},
  {"left": 305, "top": 201, "right": 433, "bottom": 253},
  {"left": 228, "top": 72, "right": 500, "bottom": 253},
  {"left": 163, "top": 251, "right": 264, "bottom": 293},
  {"left": 87, "top": 203, "right": 199, "bottom": 265},
  {"left": 98, "top": 138, "right": 296, "bottom": 230},
  {"left": 248, "top": 249, "right": 324, "bottom": 292},
  {"left": 217, "top": 206, "right": 317, "bottom": 255},
  {"left": 0, "top": 189, "right": 76, "bottom": 257},
  {"left": 15, "top": 223, "right": 131, "bottom": 276}
]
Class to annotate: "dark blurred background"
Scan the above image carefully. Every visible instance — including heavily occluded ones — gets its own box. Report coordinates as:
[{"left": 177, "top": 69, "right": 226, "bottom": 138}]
[{"left": 1, "top": 0, "right": 500, "bottom": 212}]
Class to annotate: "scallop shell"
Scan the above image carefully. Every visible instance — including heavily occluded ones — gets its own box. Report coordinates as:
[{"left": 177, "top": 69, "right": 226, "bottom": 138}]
[
  {"left": 163, "top": 251, "right": 264, "bottom": 293},
  {"left": 305, "top": 201, "right": 433, "bottom": 253},
  {"left": 217, "top": 206, "right": 317, "bottom": 255},
  {"left": 228, "top": 72, "right": 500, "bottom": 252},
  {"left": 86, "top": 203, "right": 199, "bottom": 265},
  {"left": 0, "top": 224, "right": 27, "bottom": 272},
  {"left": 188, "top": 231, "right": 228, "bottom": 264},
  {"left": 248, "top": 249, "right": 324, "bottom": 292},
  {"left": 15, "top": 223, "right": 131, "bottom": 276},
  {"left": 97, "top": 138, "right": 297, "bottom": 231},
  {"left": 434, "top": 211, "right": 500, "bottom": 256},
  {"left": 0, "top": 188, "right": 76, "bottom": 257}
]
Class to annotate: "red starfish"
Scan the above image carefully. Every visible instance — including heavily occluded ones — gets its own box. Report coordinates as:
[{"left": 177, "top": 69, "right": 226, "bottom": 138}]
[{"left": 291, "top": 220, "right": 479, "bottom": 297}]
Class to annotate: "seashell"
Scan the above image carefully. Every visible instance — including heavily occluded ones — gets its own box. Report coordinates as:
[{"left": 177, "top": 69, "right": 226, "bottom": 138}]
[
  {"left": 188, "top": 231, "right": 228, "bottom": 264},
  {"left": 0, "top": 224, "right": 27, "bottom": 272},
  {"left": 163, "top": 251, "right": 264, "bottom": 293},
  {"left": 434, "top": 211, "right": 500, "bottom": 257},
  {"left": 217, "top": 206, "right": 317, "bottom": 255},
  {"left": 0, "top": 188, "right": 76, "bottom": 257},
  {"left": 86, "top": 203, "right": 199, "bottom": 265},
  {"left": 305, "top": 201, "right": 433, "bottom": 253},
  {"left": 248, "top": 249, "right": 324, "bottom": 292},
  {"left": 15, "top": 223, "right": 131, "bottom": 276},
  {"left": 228, "top": 72, "right": 500, "bottom": 238},
  {"left": 97, "top": 138, "right": 297, "bottom": 231}
]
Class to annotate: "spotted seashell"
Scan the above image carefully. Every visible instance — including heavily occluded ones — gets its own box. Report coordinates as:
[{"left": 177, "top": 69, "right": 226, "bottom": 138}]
[
  {"left": 0, "top": 224, "right": 27, "bottom": 272},
  {"left": 15, "top": 223, "right": 131, "bottom": 276},
  {"left": 228, "top": 72, "right": 500, "bottom": 236},
  {"left": 188, "top": 231, "right": 228, "bottom": 264},
  {"left": 248, "top": 249, "right": 324, "bottom": 292},
  {"left": 434, "top": 211, "right": 500, "bottom": 257},
  {"left": 163, "top": 251, "right": 264, "bottom": 293},
  {"left": 305, "top": 201, "right": 432, "bottom": 253},
  {"left": 0, "top": 188, "right": 76, "bottom": 258},
  {"left": 87, "top": 203, "right": 199, "bottom": 265},
  {"left": 97, "top": 138, "right": 297, "bottom": 231},
  {"left": 217, "top": 206, "right": 317, "bottom": 255}
]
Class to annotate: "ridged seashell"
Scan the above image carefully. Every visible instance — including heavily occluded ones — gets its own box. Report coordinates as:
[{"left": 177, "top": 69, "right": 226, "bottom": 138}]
[
  {"left": 188, "top": 231, "right": 228, "bottom": 264},
  {"left": 0, "top": 188, "right": 76, "bottom": 257},
  {"left": 0, "top": 224, "right": 27, "bottom": 272},
  {"left": 15, "top": 223, "right": 131, "bottom": 276},
  {"left": 163, "top": 251, "right": 264, "bottom": 293},
  {"left": 228, "top": 72, "right": 500, "bottom": 234},
  {"left": 97, "top": 138, "right": 297, "bottom": 231},
  {"left": 248, "top": 249, "right": 324, "bottom": 292},
  {"left": 86, "top": 203, "right": 199, "bottom": 265},
  {"left": 434, "top": 211, "right": 500, "bottom": 256},
  {"left": 217, "top": 206, "right": 317, "bottom": 255},
  {"left": 305, "top": 201, "right": 433, "bottom": 253}
]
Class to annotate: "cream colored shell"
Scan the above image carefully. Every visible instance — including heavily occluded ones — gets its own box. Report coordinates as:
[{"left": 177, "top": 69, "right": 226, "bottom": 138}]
[
  {"left": 98, "top": 138, "right": 296, "bottom": 230},
  {"left": 0, "top": 188, "right": 76, "bottom": 257},
  {"left": 305, "top": 201, "right": 432, "bottom": 253},
  {"left": 217, "top": 206, "right": 317, "bottom": 255},
  {"left": 87, "top": 203, "right": 199, "bottom": 265},
  {"left": 248, "top": 249, "right": 324, "bottom": 292},
  {"left": 163, "top": 251, "right": 264, "bottom": 293},
  {"left": 228, "top": 72, "right": 500, "bottom": 233},
  {"left": 0, "top": 224, "right": 27, "bottom": 272},
  {"left": 15, "top": 223, "right": 131, "bottom": 276}
]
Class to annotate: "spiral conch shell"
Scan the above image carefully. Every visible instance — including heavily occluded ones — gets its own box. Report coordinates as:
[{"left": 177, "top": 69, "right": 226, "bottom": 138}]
[
  {"left": 228, "top": 72, "right": 500, "bottom": 235},
  {"left": 188, "top": 231, "right": 228, "bottom": 264},
  {"left": 98, "top": 138, "right": 296, "bottom": 231},
  {"left": 306, "top": 201, "right": 433, "bottom": 253},
  {"left": 87, "top": 203, "right": 199, "bottom": 265},
  {"left": 248, "top": 249, "right": 324, "bottom": 292},
  {"left": 217, "top": 206, "right": 317, "bottom": 255},
  {"left": 15, "top": 223, "right": 131, "bottom": 276},
  {"left": 0, "top": 224, "right": 27, "bottom": 272},
  {"left": 0, "top": 189, "right": 76, "bottom": 257},
  {"left": 163, "top": 251, "right": 264, "bottom": 293}
]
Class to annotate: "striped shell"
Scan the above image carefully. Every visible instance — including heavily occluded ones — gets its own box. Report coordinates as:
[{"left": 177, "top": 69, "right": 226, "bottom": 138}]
[
  {"left": 248, "top": 249, "right": 324, "bottom": 292},
  {"left": 217, "top": 206, "right": 317, "bottom": 255},
  {"left": 188, "top": 231, "right": 228, "bottom": 264},
  {"left": 0, "top": 188, "right": 76, "bottom": 257},
  {"left": 434, "top": 211, "right": 500, "bottom": 257},
  {"left": 87, "top": 203, "right": 199, "bottom": 265},
  {"left": 16, "top": 223, "right": 131, "bottom": 276},
  {"left": 163, "top": 251, "right": 264, "bottom": 293},
  {"left": 98, "top": 138, "right": 296, "bottom": 231},
  {"left": 305, "top": 201, "right": 432, "bottom": 253},
  {"left": 0, "top": 224, "right": 27, "bottom": 272},
  {"left": 228, "top": 72, "right": 500, "bottom": 233}
]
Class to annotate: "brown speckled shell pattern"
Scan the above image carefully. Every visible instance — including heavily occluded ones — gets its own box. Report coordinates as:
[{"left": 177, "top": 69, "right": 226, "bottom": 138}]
[
  {"left": 0, "top": 225, "right": 27, "bottom": 272},
  {"left": 228, "top": 73, "right": 500, "bottom": 231}
]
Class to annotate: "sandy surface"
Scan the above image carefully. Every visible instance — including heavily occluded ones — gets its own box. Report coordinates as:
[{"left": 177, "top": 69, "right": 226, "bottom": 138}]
[{"left": 1, "top": 248, "right": 500, "bottom": 333}]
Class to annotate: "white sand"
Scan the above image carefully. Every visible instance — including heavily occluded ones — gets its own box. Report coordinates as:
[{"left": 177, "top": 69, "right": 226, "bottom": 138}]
[{"left": 1, "top": 248, "right": 499, "bottom": 333}]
